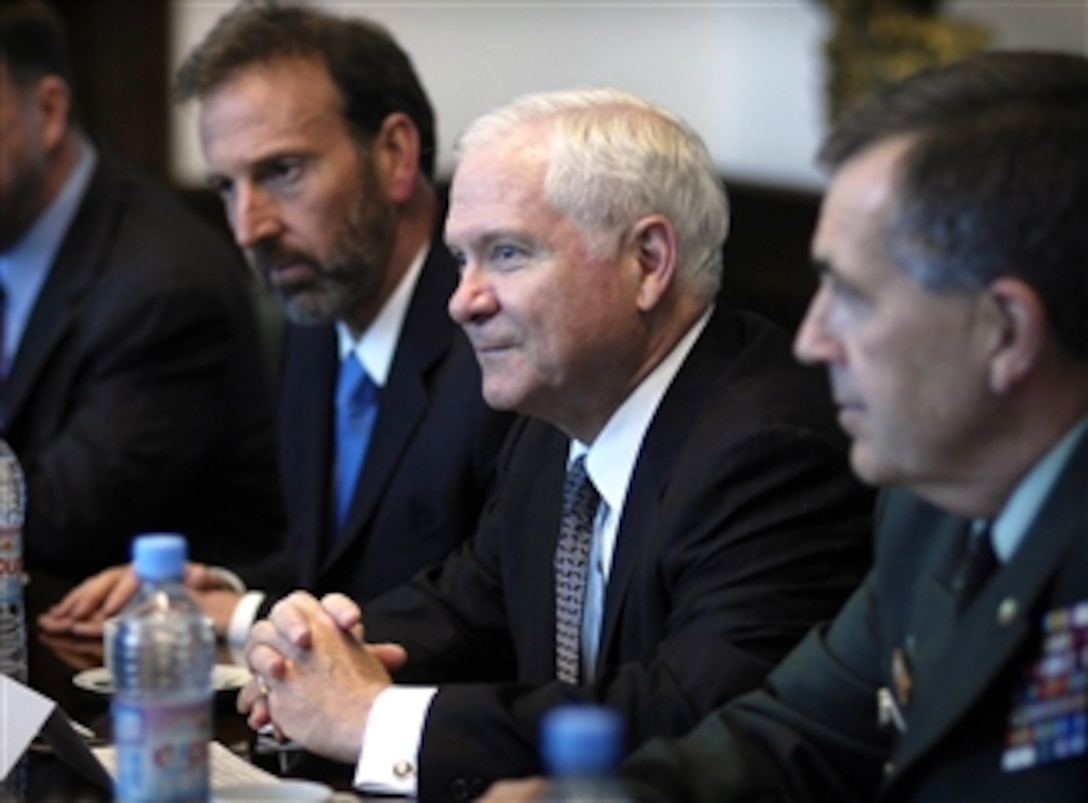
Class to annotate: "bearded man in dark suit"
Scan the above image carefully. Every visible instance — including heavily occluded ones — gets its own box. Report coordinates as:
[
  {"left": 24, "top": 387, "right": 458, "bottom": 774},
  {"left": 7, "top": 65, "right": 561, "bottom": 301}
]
[{"left": 40, "top": 2, "right": 514, "bottom": 644}]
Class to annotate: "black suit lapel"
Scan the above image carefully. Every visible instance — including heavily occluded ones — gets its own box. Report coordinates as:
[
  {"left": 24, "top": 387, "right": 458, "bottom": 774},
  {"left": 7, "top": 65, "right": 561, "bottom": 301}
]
[
  {"left": 279, "top": 324, "right": 338, "bottom": 586},
  {"left": 5, "top": 161, "right": 116, "bottom": 430},
  {"left": 597, "top": 308, "right": 743, "bottom": 660},
  {"left": 893, "top": 432, "right": 1088, "bottom": 776},
  {"left": 529, "top": 430, "right": 571, "bottom": 680}
]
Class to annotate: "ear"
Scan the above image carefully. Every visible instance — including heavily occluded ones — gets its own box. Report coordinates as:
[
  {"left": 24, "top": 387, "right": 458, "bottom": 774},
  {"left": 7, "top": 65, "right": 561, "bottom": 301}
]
[
  {"left": 983, "top": 278, "right": 1046, "bottom": 394},
  {"left": 34, "top": 76, "right": 71, "bottom": 152},
  {"left": 371, "top": 112, "right": 421, "bottom": 205},
  {"left": 629, "top": 215, "right": 678, "bottom": 312}
]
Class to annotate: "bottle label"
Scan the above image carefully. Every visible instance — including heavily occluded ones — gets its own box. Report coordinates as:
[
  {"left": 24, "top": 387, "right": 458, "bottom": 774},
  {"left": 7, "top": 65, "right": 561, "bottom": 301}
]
[
  {"left": 0, "top": 525, "right": 22, "bottom": 604},
  {"left": 112, "top": 695, "right": 212, "bottom": 803}
]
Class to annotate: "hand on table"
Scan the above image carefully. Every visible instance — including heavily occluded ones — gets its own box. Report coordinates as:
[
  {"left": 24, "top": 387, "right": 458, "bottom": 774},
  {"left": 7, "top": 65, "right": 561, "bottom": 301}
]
[
  {"left": 239, "top": 591, "right": 407, "bottom": 764},
  {"left": 37, "top": 565, "right": 137, "bottom": 638},
  {"left": 37, "top": 561, "right": 240, "bottom": 638}
]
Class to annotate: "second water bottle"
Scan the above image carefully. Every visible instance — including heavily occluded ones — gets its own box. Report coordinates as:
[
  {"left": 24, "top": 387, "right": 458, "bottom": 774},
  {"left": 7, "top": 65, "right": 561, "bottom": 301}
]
[{"left": 109, "top": 533, "right": 215, "bottom": 803}]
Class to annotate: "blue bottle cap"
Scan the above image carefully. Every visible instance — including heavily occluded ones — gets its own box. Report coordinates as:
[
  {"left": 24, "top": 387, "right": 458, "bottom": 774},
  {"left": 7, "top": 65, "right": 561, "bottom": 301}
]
[
  {"left": 542, "top": 705, "right": 624, "bottom": 777},
  {"left": 131, "top": 533, "right": 187, "bottom": 581}
]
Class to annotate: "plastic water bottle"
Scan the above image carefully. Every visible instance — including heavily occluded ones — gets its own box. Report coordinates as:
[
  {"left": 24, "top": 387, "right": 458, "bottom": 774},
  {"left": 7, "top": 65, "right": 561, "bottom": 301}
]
[
  {"left": 0, "top": 440, "right": 26, "bottom": 798},
  {"left": 541, "top": 705, "right": 633, "bottom": 802},
  {"left": 109, "top": 533, "right": 215, "bottom": 803},
  {"left": 0, "top": 439, "right": 27, "bottom": 685}
]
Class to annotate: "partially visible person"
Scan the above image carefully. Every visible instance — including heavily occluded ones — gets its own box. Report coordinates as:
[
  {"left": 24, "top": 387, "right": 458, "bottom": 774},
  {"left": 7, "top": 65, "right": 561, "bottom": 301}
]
[
  {"left": 40, "top": 1, "right": 513, "bottom": 637},
  {"left": 484, "top": 50, "right": 1088, "bottom": 802},
  {"left": 0, "top": 0, "right": 284, "bottom": 582},
  {"left": 238, "top": 87, "right": 874, "bottom": 800}
]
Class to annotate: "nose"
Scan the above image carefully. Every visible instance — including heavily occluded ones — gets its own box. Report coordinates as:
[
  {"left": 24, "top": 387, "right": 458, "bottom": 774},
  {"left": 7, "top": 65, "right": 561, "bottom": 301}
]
[
  {"left": 229, "top": 184, "right": 282, "bottom": 251},
  {"left": 793, "top": 284, "right": 842, "bottom": 366},
  {"left": 448, "top": 262, "right": 498, "bottom": 326}
]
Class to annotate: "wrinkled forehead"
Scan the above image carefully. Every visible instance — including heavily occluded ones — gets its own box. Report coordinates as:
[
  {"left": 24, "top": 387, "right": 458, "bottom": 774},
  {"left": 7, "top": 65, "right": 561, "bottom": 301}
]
[{"left": 812, "top": 138, "right": 911, "bottom": 267}]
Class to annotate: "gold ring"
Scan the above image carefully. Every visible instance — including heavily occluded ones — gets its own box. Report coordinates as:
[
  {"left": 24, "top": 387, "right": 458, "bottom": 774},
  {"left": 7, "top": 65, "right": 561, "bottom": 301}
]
[{"left": 256, "top": 675, "right": 272, "bottom": 696}]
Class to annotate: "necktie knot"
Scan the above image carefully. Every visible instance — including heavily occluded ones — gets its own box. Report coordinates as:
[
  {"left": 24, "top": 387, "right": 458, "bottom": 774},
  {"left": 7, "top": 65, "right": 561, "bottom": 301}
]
[
  {"left": 562, "top": 455, "right": 599, "bottom": 524},
  {"left": 336, "top": 356, "right": 376, "bottom": 413},
  {"left": 555, "top": 455, "right": 600, "bottom": 684}
]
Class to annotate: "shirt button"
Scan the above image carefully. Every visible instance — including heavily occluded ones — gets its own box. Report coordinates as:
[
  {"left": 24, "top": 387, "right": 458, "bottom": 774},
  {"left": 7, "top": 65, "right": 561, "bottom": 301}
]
[{"left": 393, "top": 759, "right": 416, "bottom": 780}]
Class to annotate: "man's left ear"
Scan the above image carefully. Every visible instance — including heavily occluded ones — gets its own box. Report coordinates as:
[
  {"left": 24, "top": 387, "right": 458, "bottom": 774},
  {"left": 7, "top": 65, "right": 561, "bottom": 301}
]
[
  {"left": 373, "top": 112, "right": 421, "bottom": 204},
  {"left": 632, "top": 215, "right": 678, "bottom": 312},
  {"left": 36, "top": 76, "right": 71, "bottom": 152},
  {"left": 985, "top": 278, "right": 1046, "bottom": 394}
]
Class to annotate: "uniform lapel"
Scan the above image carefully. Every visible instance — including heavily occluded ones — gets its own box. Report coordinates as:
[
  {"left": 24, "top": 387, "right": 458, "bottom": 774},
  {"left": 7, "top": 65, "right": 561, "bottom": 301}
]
[{"left": 893, "top": 433, "right": 1088, "bottom": 776}]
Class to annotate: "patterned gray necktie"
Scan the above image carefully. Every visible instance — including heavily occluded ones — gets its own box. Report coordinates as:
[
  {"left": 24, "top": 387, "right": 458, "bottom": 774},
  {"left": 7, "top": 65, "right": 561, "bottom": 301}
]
[{"left": 555, "top": 455, "right": 600, "bottom": 684}]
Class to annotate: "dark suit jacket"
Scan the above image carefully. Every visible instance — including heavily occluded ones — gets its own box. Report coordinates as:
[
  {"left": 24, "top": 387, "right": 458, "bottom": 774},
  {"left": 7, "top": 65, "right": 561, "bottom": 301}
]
[
  {"left": 242, "top": 242, "right": 515, "bottom": 604},
  {"left": 5, "top": 154, "right": 285, "bottom": 581},
  {"left": 623, "top": 429, "right": 1088, "bottom": 802},
  {"left": 364, "top": 306, "right": 875, "bottom": 801}
]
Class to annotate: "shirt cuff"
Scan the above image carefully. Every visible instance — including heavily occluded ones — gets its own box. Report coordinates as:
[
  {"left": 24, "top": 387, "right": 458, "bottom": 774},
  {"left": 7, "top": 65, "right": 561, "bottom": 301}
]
[
  {"left": 354, "top": 685, "right": 438, "bottom": 796},
  {"left": 227, "top": 590, "right": 265, "bottom": 652}
]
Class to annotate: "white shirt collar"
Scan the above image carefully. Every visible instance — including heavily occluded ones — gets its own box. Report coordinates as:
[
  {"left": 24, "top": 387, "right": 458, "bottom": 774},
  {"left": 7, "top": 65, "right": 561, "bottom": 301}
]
[
  {"left": 570, "top": 306, "right": 713, "bottom": 527},
  {"left": 336, "top": 244, "right": 428, "bottom": 386},
  {"left": 987, "top": 414, "right": 1088, "bottom": 563}
]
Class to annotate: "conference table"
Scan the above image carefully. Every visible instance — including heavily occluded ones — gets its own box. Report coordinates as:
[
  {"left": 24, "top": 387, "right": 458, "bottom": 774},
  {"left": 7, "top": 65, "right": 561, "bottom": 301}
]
[{"left": 14, "top": 574, "right": 380, "bottom": 801}]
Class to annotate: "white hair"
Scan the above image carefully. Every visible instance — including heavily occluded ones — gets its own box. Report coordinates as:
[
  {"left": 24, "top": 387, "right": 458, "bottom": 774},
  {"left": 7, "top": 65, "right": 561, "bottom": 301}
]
[{"left": 455, "top": 88, "right": 728, "bottom": 301}]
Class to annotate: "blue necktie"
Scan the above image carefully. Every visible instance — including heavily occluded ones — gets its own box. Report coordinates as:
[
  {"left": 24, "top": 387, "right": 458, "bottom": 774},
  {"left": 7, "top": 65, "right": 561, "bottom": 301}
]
[{"left": 334, "top": 356, "right": 378, "bottom": 527}]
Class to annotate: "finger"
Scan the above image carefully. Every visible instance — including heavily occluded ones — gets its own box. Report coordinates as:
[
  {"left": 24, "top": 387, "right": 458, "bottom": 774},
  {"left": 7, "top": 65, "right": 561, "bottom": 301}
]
[
  {"left": 368, "top": 642, "right": 408, "bottom": 672},
  {"left": 47, "top": 569, "right": 117, "bottom": 619},
  {"left": 184, "top": 562, "right": 207, "bottom": 586},
  {"left": 37, "top": 611, "right": 74, "bottom": 634},
  {"left": 268, "top": 592, "right": 328, "bottom": 649},
  {"left": 241, "top": 686, "right": 272, "bottom": 728},
  {"left": 245, "top": 638, "right": 291, "bottom": 684},
  {"left": 319, "top": 592, "right": 362, "bottom": 631},
  {"left": 185, "top": 562, "right": 224, "bottom": 591},
  {"left": 69, "top": 618, "right": 108, "bottom": 639},
  {"left": 101, "top": 571, "right": 139, "bottom": 618}
]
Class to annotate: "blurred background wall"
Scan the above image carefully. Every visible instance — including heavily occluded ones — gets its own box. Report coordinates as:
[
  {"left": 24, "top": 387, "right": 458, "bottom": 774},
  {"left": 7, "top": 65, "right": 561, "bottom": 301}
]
[
  {"left": 39, "top": 0, "right": 1088, "bottom": 332},
  {"left": 167, "top": 0, "right": 1087, "bottom": 190}
]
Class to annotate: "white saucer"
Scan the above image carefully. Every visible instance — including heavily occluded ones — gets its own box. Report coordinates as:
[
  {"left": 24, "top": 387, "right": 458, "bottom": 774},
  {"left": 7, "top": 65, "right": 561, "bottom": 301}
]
[
  {"left": 73, "top": 664, "right": 251, "bottom": 695},
  {"left": 213, "top": 780, "right": 333, "bottom": 802}
]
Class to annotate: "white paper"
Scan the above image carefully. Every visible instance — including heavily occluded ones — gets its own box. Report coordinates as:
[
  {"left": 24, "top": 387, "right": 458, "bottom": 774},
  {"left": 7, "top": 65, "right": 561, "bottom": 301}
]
[
  {"left": 94, "top": 740, "right": 282, "bottom": 789},
  {"left": 0, "top": 674, "right": 55, "bottom": 777}
]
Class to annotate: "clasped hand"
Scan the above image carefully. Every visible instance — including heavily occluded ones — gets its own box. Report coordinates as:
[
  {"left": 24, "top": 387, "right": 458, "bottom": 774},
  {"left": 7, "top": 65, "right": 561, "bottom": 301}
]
[{"left": 239, "top": 591, "right": 408, "bottom": 764}]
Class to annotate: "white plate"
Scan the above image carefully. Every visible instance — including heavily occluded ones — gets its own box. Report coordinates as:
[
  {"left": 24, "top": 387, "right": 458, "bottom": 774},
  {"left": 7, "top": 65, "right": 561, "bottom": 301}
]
[{"left": 73, "top": 664, "right": 251, "bottom": 695}]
